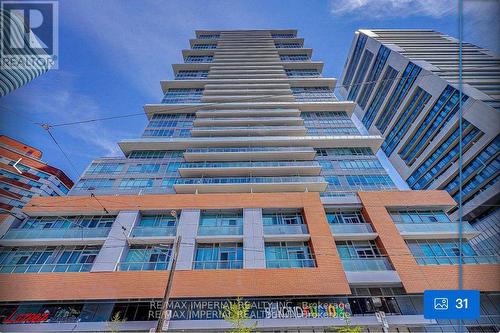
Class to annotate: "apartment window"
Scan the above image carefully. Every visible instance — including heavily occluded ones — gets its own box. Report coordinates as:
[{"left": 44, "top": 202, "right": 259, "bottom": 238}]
[
  {"left": 0, "top": 246, "right": 99, "bottom": 273},
  {"left": 175, "top": 70, "right": 209, "bottom": 80},
  {"left": 86, "top": 163, "right": 124, "bottom": 174},
  {"left": 198, "top": 34, "right": 220, "bottom": 39},
  {"left": 119, "top": 178, "right": 154, "bottom": 188},
  {"left": 443, "top": 137, "right": 499, "bottom": 196},
  {"left": 337, "top": 240, "right": 383, "bottom": 259},
  {"left": 198, "top": 211, "right": 243, "bottom": 235},
  {"left": 375, "top": 62, "right": 422, "bottom": 133},
  {"left": 389, "top": 210, "right": 450, "bottom": 224},
  {"left": 325, "top": 148, "right": 373, "bottom": 156},
  {"left": 193, "top": 243, "right": 243, "bottom": 269},
  {"left": 405, "top": 239, "right": 491, "bottom": 265},
  {"left": 408, "top": 122, "right": 482, "bottom": 190},
  {"left": 275, "top": 43, "right": 301, "bottom": 48},
  {"left": 262, "top": 212, "right": 304, "bottom": 225},
  {"left": 162, "top": 88, "right": 203, "bottom": 104},
  {"left": 285, "top": 69, "right": 320, "bottom": 77},
  {"left": 357, "top": 46, "right": 391, "bottom": 108},
  {"left": 339, "top": 159, "right": 383, "bottom": 170},
  {"left": 307, "top": 127, "right": 359, "bottom": 135},
  {"left": 362, "top": 66, "right": 399, "bottom": 129},
  {"left": 272, "top": 33, "right": 295, "bottom": 38},
  {"left": 316, "top": 149, "right": 328, "bottom": 157},
  {"left": 342, "top": 34, "right": 367, "bottom": 86},
  {"left": 346, "top": 50, "right": 374, "bottom": 101},
  {"left": 346, "top": 175, "right": 394, "bottom": 188},
  {"left": 400, "top": 85, "right": 469, "bottom": 165},
  {"left": 327, "top": 211, "right": 365, "bottom": 224},
  {"left": 21, "top": 216, "right": 115, "bottom": 229},
  {"left": 291, "top": 87, "right": 337, "bottom": 102},
  {"left": 280, "top": 54, "right": 309, "bottom": 61},
  {"left": 265, "top": 241, "right": 315, "bottom": 268},
  {"left": 139, "top": 214, "right": 176, "bottom": 227},
  {"left": 381, "top": 87, "right": 432, "bottom": 157},
  {"left": 127, "top": 164, "right": 161, "bottom": 174},
  {"left": 74, "top": 178, "right": 114, "bottom": 190},
  {"left": 128, "top": 151, "right": 166, "bottom": 159},
  {"left": 119, "top": 245, "right": 172, "bottom": 271},
  {"left": 192, "top": 44, "right": 216, "bottom": 49},
  {"left": 184, "top": 55, "right": 213, "bottom": 63}
]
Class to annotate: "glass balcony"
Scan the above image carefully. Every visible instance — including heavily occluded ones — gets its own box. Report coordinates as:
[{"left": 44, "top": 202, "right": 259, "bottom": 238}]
[
  {"left": 181, "top": 161, "right": 319, "bottom": 168},
  {"left": 185, "top": 147, "right": 314, "bottom": 153},
  {"left": 2, "top": 228, "right": 111, "bottom": 240},
  {"left": 396, "top": 222, "right": 476, "bottom": 234},
  {"left": 415, "top": 255, "right": 500, "bottom": 265},
  {"left": 329, "top": 223, "right": 374, "bottom": 234},
  {"left": 131, "top": 226, "right": 177, "bottom": 238},
  {"left": 341, "top": 257, "right": 393, "bottom": 271},
  {"left": 0, "top": 263, "right": 93, "bottom": 274},
  {"left": 197, "top": 225, "right": 243, "bottom": 236},
  {"left": 192, "top": 260, "right": 243, "bottom": 269},
  {"left": 263, "top": 224, "right": 308, "bottom": 235},
  {"left": 117, "top": 261, "right": 170, "bottom": 271},
  {"left": 266, "top": 258, "right": 315, "bottom": 268},
  {"left": 175, "top": 176, "right": 326, "bottom": 185}
]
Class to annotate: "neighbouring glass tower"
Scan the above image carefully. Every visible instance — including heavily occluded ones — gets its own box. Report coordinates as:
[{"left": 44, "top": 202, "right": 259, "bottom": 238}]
[
  {"left": 339, "top": 29, "right": 500, "bottom": 256},
  {"left": 0, "top": 30, "right": 498, "bottom": 332}
]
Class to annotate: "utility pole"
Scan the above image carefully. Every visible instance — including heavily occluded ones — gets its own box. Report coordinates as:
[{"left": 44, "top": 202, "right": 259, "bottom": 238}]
[{"left": 154, "top": 210, "right": 181, "bottom": 333}]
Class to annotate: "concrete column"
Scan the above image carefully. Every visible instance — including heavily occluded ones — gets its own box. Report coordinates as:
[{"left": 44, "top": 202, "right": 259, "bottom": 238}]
[
  {"left": 91, "top": 211, "right": 139, "bottom": 272},
  {"left": 175, "top": 209, "right": 200, "bottom": 270},
  {"left": 243, "top": 208, "right": 266, "bottom": 268}
]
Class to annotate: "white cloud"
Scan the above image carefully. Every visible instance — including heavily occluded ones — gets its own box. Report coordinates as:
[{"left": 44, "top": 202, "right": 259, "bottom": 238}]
[{"left": 330, "top": 0, "right": 457, "bottom": 18}]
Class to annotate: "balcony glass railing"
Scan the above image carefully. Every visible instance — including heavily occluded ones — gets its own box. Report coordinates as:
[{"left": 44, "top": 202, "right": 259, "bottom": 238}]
[
  {"left": 131, "top": 226, "right": 177, "bottom": 238},
  {"left": 341, "top": 257, "right": 393, "bottom": 271},
  {"left": 266, "top": 258, "right": 315, "bottom": 268},
  {"left": 263, "top": 224, "right": 308, "bottom": 235},
  {"left": 117, "top": 261, "right": 170, "bottom": 271},
  {"left": 396, "top": 222, "right": 476, "bottom": 234},
  {"left": 415, "top": 255, "right": 500, "bottom": 265},
  {"left": 175, "top": 176, "right": 326, "bottom": 185},
  {"left": 181, "top": 161, "right": 319, "bottom": 169},
  {"left": 193, "top": 260, "right": 243, "bottom": 269},
  {"left": 0, "top": 263, "right": 93, "bottom": 274},
  {"left": 2, "top": 228, "right": 111, "bottom": 240},
  {"left": 329, "top": 223, "right": 374, "bottom": 234},
  {"left": 185, "top": 147, "right": 314, "bottom": 153},
  {"left": 197, "top": 225, "right": 243, "bottom": 236}
]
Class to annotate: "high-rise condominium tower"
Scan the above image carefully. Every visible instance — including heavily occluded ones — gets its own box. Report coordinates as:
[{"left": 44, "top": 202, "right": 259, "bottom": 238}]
[
  {"left": 0, "top": 30, "right": 498, "bottom": 332},
  {"left": 340, "top": 29, "right": 500, "bottom": 256}
]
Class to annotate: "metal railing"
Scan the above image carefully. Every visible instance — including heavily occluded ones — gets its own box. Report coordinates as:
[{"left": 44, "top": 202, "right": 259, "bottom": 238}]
[
  {"left": 415, "top": 255, "right": 500, "bottom": 266},
  {"left": 329, "top": 223, "right": 374, "bottom": 234},
  {"left": 396, "top": 222, "right": 476, "bottom": 234},
  {"left": 2, "top": 227, "right": 111, "bottom": 240},
  {"left": 341, "top": 257, "right": 393, "bottom": 271},
  {"left": 263, "top": 224, "right": 308, "bottom": 235},
  {"left": 131, "top": 226, "right": 177, "bottom": 238},
  {"left": 0, "top": 263, "right": 93, "bottom": 274},
  {"left": 175, "top": 176, "right": 327, "bottom": 185},
  {"left": 197, "top": 225, "right": 243, "bottom": 236},
  {"left": 185, "top": 147, "right": 314, "bottom": 153},
  {"left": 266, "top": 258, "right": 316, "bottom": 268},
  {"left": 117, "top": 261, "right": 171, "bottom": 271},
  {"left": 192, "top": 260, "right": 243, "bottom": 269},
  {"left": 180, "top": 161, "right": 319, "bottom": 168}
]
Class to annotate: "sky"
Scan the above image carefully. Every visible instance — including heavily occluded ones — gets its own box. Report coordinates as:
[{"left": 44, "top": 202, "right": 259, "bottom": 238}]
[{"left": 1, "top": 0, "right": 499, "bottom": 182}]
